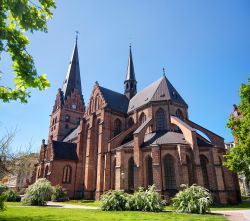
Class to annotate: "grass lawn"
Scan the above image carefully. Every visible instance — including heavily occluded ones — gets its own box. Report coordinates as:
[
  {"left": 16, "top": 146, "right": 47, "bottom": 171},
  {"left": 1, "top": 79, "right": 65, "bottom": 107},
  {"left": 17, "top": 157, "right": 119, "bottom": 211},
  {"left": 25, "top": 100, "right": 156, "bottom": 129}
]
[
  {"left": 0, "top": 205, "right": 227, "bottom": 221},
  {"left": 62, "top": 200, "right": 100, "bottom": 207},
  {"left": 210, "top": 201, "right": 250, "bottom": 211}
]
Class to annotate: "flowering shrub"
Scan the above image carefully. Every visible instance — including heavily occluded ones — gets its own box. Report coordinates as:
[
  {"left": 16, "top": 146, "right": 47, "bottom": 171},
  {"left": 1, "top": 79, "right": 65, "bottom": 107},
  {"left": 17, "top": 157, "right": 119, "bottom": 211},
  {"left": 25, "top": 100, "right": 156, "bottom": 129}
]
[
  {"left": 100, "top": 190, "right": 128, "bottom": 211},
  {"left": 172, "top": 184, "right": 213, "bottom": 214},
  {"left": 126, "top": 185, "right": 163, "bottom": 212},
  {"left": 22, "top": 178, "right": 54, "bottom": 206}
]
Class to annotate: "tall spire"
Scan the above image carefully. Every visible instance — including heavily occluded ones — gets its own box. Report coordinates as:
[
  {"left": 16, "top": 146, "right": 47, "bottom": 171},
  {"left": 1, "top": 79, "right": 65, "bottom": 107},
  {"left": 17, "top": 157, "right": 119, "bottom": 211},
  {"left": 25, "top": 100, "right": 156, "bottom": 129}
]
[
  {"left": 124, "top": 45, "right": 137, "bottom": 100},
  {"left": 62, "top": 39, "right": 82, "bottom": 100}
]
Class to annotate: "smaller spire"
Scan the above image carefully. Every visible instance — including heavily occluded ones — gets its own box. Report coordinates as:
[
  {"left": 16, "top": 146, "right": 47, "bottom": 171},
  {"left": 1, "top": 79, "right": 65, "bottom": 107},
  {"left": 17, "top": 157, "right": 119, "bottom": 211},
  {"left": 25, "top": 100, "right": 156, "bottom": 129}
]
[
  {"left": 163, "top": 67, "right": 166, "bottom": 76},
  {"left": 124, "top": 45, "right": 137, "bottom": 100}
]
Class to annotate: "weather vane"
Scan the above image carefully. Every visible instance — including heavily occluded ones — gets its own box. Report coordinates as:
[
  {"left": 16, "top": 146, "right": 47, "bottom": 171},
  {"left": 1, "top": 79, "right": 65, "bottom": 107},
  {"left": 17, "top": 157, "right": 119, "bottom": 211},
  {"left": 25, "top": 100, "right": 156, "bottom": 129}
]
[
  {"left": 163, "top": 67, "right": 166, "bottom": 76},
  {"left": 75, "top": 30, "right": 79, "bottom": 42}
]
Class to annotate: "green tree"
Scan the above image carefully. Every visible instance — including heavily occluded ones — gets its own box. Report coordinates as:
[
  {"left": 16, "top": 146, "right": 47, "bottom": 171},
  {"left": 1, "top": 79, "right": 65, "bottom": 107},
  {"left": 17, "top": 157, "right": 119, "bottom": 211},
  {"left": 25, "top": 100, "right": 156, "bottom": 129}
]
[
  {"left": 225, "top": 78, "right": 250, "bottom": 178},
  {"left": 0, "top": 0, "right": 56, "bottom": 103}
]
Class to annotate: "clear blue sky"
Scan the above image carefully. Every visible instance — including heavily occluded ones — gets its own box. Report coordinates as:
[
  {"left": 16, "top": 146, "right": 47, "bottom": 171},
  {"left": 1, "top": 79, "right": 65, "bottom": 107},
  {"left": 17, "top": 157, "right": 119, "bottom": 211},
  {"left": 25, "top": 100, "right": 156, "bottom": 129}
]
[{"left": 1, "top": 0, "right": 249, "bottom": 152}]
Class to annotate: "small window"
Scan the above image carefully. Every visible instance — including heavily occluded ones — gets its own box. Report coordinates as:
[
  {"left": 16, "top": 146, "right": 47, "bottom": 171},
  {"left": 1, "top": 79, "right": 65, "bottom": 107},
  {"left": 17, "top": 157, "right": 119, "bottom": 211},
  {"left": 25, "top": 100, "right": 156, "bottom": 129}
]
[
  {"left": 72, "top": 104, "right": 76, "bottom": 109},
  {"left": 128, "top": 117, "right": 134, "bottom": 127},
  {"left": 62, "top": 165, "right": 72, "bottom": 184},
  {"left": 176, "top": 109, "right": 184, "bottom": 120},
  {"left": 139, "top": 112, "right": 146, "bottom": 124}
]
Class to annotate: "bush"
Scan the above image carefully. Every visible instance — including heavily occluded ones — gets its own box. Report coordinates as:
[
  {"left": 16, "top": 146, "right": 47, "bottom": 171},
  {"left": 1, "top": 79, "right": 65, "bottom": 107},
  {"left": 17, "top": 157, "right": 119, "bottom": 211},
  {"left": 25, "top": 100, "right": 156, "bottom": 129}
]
[
  {"left": 100, "top": 190, "right": 128, "bottom": 211},
  {"left": 51, "top": 185, "right": 69, "bottom": 202},
  {"left": 22, "top": 178, "right": 54, "bottom": 206},
  {"left": 4, "top": 189, "right": 21, "bottom": 202},
  {"left": 126, "top": 185, "right": 163, "bottom": 212},
  {"left": 172, "top": 184, "right": 213, "bottom": 214},
  {"left": 0, "top": 194, "right": 7, "bottom": 211},
  {"left": 0, "top": 184, "right": 8, "bottom": 194}
]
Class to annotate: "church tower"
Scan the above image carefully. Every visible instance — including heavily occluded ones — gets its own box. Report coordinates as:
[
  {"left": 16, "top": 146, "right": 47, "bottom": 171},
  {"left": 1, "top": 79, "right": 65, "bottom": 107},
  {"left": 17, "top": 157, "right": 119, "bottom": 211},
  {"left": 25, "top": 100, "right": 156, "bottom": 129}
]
[
  {"left": 124, "top": 45, "right": 137, "bottom": 100},
  {"left": 48, "top": 38, "right": 85, "bottom": 141}
]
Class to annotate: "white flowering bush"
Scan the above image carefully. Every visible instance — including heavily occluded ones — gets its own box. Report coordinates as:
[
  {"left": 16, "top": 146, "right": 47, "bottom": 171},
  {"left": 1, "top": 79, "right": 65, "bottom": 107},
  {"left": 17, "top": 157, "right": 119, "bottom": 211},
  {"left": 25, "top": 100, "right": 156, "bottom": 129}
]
[
  {"left": 172, "top": 184, "right": 213, "bottom": 214},
  {"left": 126, "top": 185, "right": 163, "bottom": 212},
  {"left": 100, "top": 190, "right": 128, "bottom": 211},
  {"left": 22, "top": 178, "right": 54, "bottom": 206}
]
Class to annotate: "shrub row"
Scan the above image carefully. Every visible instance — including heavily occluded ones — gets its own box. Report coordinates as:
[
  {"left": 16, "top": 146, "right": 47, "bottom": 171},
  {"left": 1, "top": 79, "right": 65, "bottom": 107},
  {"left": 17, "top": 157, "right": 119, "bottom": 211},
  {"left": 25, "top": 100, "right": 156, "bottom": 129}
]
[{"left": 100, "top": 185, "right": 164, "bottom": 212}]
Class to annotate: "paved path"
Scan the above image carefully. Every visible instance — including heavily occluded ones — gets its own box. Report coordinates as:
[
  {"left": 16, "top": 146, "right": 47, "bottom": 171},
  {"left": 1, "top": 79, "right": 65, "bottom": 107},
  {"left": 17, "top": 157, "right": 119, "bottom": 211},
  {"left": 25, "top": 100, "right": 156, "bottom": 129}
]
[
  {"left": 213, "top": 210, "right": 250, "bottom": 221},
  {"left": 47, "top": 201, "right": 99, "bottom": 210}
]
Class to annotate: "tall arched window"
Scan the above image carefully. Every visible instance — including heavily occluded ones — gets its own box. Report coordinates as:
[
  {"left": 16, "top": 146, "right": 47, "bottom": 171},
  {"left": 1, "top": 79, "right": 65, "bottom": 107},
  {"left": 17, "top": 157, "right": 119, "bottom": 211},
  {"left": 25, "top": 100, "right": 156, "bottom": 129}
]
[
  {"left": 155, "top": 108, "right": 166, "bottom": 130},
  {"left": 128, "top": 117, "right": 134, "bottom": 127},
  {"left": 62, "top": 165, "right": 72, "bottom": 184},
  {"left": 163, "top": 154, "right": 176, "bottom": 189},
  {"left": 128, "top": 157, "right": 134, "bottom": 191},
  {"left": 114, "top": 118, "right": 122, "bottom": 136},
  {"left": 111, "top": 158, "right": 116, "bottom": 190},
  {"left": 45, "top": 165, "right": 49, "bottom": 178},
  {"left": 200, "top": 155, "right": 209, "bottom": 189},
  {"left": 145, "top": 155, "right": 153, "bottom": 187},
  {"left": 176, "top": 109, "right": 184, "bottom": 120},
  {"left": 95, "top": 95, "right": 99, "bottom": 110},
  {"left": 186, "top": 155, "right": 193, "bottom": 185},
  {"left": 139, "top": 112, "right": 146, "bottom": 124}
]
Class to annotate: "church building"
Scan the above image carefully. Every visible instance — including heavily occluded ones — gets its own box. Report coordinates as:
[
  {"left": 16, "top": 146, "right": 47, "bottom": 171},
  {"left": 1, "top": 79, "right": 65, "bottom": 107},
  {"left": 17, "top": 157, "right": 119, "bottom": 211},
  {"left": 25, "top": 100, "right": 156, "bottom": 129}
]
[{"left": 36, "top": 40, "right": 240, "bottom": 204}]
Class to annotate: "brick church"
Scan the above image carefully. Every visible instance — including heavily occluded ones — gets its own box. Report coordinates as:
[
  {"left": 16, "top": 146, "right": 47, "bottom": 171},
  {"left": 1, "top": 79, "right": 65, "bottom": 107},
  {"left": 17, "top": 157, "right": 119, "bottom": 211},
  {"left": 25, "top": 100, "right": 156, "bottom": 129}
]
[{"left": 36, "top": 40, "right": 240, "bottom": 204}]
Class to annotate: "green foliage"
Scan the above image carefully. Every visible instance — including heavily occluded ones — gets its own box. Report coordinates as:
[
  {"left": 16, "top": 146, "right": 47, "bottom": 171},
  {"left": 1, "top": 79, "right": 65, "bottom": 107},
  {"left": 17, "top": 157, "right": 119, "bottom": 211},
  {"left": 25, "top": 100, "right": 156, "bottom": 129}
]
[
  {"left": 225, "top": 78, "right": 250, "bottom": 177},
  {"left": 0, "top": 0, "right": 56, "bottom": 103},
  {"left": 0, "top": 184, "right": 8, "bottom": 194},
  {"left": 172, "top": 184, "right": 213, "bottom": 214},
  {"left": 22, "top": 178, "right": 54, "bottom": 206},
  {"left": 3, "top": 189, "right": 21, "bottom": 202},
  {"left": 51, "top": 185, "right": 69, "bottom": 202},
  {"left": 100, "top": 190, "right": 128, "bottom": 211},
  {"left": 101, "top": 186, "right": 163, "bottom": 212},
  {"left": 0, "top": 193, "right": 7, "bottom": 211},
  {"left": 126, "top": 185, "right": 163, "bottom": 212}
]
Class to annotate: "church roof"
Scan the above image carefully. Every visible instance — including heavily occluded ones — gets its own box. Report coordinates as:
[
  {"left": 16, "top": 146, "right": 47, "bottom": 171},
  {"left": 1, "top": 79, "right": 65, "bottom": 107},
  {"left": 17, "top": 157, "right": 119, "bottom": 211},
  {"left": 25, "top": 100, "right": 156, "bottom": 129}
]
[
  {"left": 142, "top": 131, "right": 188, "bottom": 147},
  {"left": 128, "top": 76, "right": 188, "bottom": 113},
  {"left": 99, "top": 86, "right": 129, "bottom": 113},
  {"left": 63, "top": 126, "right": 80, "bottom": 142},
  {"left": 61, "top": 40, "right": 83, "bottom": 100},
  {"left": 52, "top": 141, "right": 78, "bottom": 160}
]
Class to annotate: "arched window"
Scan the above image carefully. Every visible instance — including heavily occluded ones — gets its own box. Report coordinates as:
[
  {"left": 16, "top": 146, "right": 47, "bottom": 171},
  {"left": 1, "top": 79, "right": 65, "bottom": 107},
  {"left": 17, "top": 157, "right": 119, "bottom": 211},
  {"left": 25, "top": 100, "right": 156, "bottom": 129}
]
[
  {"left": 128, "top": 157, "right": 134, "bottom": 191},
  {"left": 145, "top": 155, "right": 153, "bottom": 187},
  {"left": 186, "top": 155, "right": 193, "bottom": 185},
  {"left": 139, "top": 112, "right": 146, "bottom": 124},
  {"left": 176, "top": 109, "right": 184, "bottom": 120},
  {"left": 111, "top": 158, "right": 116, "bottom": 190},
  {"left": 45, "top": 165, "right": 49, "bottom": 178},
  {"left": 62, "top": 165, "right": 72, "bottom": 184},
  {"left": 200, "top": 155, "right": 209, "bottom": 189},
  {"left": 114, "top": 118, "right": 122, "bottom": 136},
  {"left": 163, "top": 154, "right": 176, "bottom": 189},
  {"left": 128, "top": 117, "right": 134, "bottom": 127},
  {"left": 95, "top": 95, "right": 99, "bottom": 110},
  {"left": 155, "top": 108, "right": 166, "bottom": 130}
]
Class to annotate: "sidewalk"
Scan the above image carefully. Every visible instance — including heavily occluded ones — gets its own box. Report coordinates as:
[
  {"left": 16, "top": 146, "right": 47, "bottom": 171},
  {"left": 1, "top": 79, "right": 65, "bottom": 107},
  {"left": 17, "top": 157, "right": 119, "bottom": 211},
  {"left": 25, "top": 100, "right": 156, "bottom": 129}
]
[
  {"left": 47, "top": 201, "right": 99, "bottom": 210},
  {"left": 213, "top": 210, "right": 250, "bottom": 221}
]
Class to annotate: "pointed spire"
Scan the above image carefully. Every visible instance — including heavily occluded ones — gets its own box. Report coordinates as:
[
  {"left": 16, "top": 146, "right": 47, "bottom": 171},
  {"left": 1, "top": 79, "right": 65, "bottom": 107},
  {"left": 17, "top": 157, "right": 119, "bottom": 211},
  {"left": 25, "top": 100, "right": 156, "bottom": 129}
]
[
  {"left": 124, "top": 45, "right": 137, "bottom": 100},
  {"left": 61, "top": 39, "right": 82, "bottom": 100},
  {"left": 125, "top": 44, "right": 136, "bottom": 81}
]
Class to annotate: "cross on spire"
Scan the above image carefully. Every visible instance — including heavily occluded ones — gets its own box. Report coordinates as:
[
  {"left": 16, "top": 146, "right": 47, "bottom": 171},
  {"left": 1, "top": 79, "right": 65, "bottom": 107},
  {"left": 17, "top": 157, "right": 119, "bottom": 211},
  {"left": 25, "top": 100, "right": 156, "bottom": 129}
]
[{"left": 75, "top": 30, "right": 79, "bottom": 42}]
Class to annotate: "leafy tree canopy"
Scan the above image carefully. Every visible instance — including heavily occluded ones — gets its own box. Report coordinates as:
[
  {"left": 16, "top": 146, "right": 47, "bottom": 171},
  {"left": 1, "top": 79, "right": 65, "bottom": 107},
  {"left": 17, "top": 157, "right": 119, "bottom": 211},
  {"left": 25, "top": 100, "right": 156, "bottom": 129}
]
[
  {"left": 225, "top": 78, "right": 250, "bottom": 178},
  {"left": 0, "top": 0, "right": 56, "bottom": 103}
]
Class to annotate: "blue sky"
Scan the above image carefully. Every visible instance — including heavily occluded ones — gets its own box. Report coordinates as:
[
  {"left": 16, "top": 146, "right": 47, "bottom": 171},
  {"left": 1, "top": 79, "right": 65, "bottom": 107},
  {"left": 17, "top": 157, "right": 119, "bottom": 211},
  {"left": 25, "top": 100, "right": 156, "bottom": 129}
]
[{"left": 1, "top": 0, "right": 249, "bottom": 152}]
